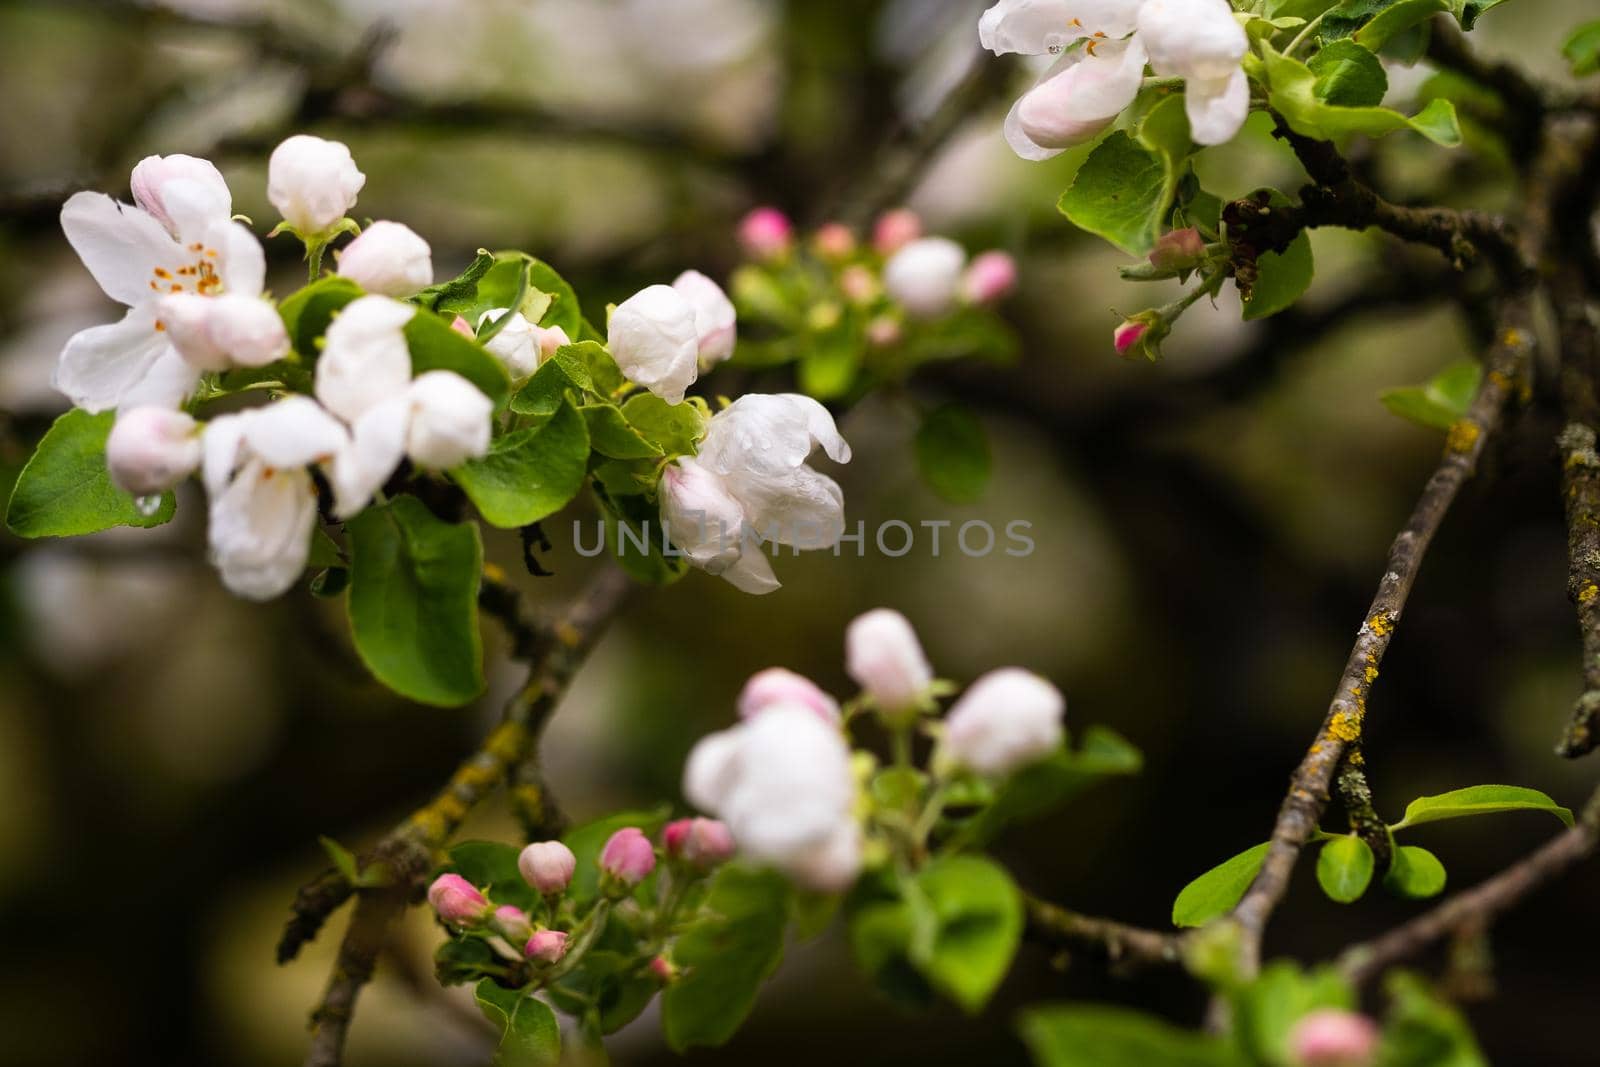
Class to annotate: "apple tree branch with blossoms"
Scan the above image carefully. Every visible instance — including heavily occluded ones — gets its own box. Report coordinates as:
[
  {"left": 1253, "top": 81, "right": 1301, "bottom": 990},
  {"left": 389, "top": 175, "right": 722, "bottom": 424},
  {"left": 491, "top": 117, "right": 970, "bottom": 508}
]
[{"left": 4, "top": 0, "right": 1600, "bottom": 1066}]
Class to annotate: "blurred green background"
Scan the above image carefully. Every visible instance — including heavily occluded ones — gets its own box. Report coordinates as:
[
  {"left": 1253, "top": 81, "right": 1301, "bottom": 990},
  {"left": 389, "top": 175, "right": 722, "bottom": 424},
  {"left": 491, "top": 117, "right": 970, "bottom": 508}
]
[{"left": 1, "top": 0, "right": 1597, "bottom": 1064}]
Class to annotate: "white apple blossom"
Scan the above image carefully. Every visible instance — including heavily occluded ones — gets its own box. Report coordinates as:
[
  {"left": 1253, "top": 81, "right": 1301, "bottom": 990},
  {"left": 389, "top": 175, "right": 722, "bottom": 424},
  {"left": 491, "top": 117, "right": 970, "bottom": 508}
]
[
  {"left": 55, "top": 169, "right": 267, "bottom": 412},
  {"left": 978, "top": 0, "right": 1145, "bottom": 56},
  {"left": 883, "top": 237, "right": 967, "bottom": 318},
  {"left": 314, "top": 295, "right": 416, "bottom": 424},
  {"left": 683, "top": 703, "right": 861, "bottom": 891},
  {"left": 1005, "top": 37, "right": 1149, "bottom": 158},
  {"left": 941, "top": 667, "right": 1066, "bottom": 776},
  {"left": 845, "top": 608, "right": 934, "bottom": 714},
  {"left": 158, "top": 292, "right": 288, "bottom": 371},
  {"left": 267, "top": 135, "right": 366, "bottom": 236},
  {"left": 477, "top": 309, "right": 569, "bottom": 380},
  {"left": 660, "top": 393, "right": 851, "bottom": 594},
  {"left": 335, "top": 220, "right": 434, "bottom": 297},
  {"left": 404, "top": 371, "right": 493, "bottom": 469},
  {"left": 202, "top": 397, "right": 349, "bottom": 600},
  {"left": 608, "top": 284, "right": 700, "bottom": 404},
  {"left": 105, "top": 406, "right": 202, "bottom": 495},
  {"left": 1137, "top": 0, "right": 1249, "bottom": 146},
  {"left": 671, "top": 269, "right": 737, "bottom": 368}
]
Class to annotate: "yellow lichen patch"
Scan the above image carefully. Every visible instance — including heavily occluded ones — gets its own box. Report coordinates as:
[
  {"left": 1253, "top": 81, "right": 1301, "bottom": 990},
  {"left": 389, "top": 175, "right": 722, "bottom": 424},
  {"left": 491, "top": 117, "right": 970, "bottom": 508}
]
[
  {"left": 1446, "top": 419, "right": 1481, "bottom": 454},
  {"left": 1581, "top": 583, "right": 1599, "bottom": 605},
  {"left": 1364, "top": 665, "right": 1379, "bottom": 683},
  {"left": 1488, "top": 370, "right": 1512, "bottom": 389},
  {"left": 483, "top": 561, "right": 507, "bottom": 584},
  {"left": 1328, "top": 710, "right": 1362, "bottom": 742},
  {"left": 1369, "top": 613, "right": 1392, "bottom": 637},
  {"left": 1501, "top": 327, "right": 1523, "bottom": 348}
]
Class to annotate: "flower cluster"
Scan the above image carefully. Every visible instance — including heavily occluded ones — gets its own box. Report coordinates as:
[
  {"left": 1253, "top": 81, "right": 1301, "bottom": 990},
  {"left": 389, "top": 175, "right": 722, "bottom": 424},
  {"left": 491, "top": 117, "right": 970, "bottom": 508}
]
[
  {"left": 980, "top": 0, "right": 1250, "bottom": 157},
  {"left": 682, "top": 607, "right": 1068, "bottom": 893}
]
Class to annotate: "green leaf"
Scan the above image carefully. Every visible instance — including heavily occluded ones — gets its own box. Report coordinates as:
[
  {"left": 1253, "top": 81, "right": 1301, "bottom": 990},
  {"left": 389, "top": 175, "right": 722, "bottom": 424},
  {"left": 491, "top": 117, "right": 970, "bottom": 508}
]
[
  {"left": 346, "top": 495, "right": 484, "bottom": 706},
  {"left": 1353, "top": 0, "right": 1450, "bottom": 50},
  {"left": 959, "top": 726, "right": 1142, "bottom": 845},
  {"left": 1456, "top": 0, "right": 1505, "bottom": 31},
  {"left": 594, "top": 487, "right": 687, "bottom": 586},
  {"left": 1240, "top": 190, "right": 1315, "bottom": 321},
  {"left": 452, "top": 401, "right": 589, "bottom": 528},
  {"left": 509, "top": 349, "right": 592, "bottom": 417},
  {"left": 404, "top": 310, "right": 512, "bottom": 408},
  {"left": 525, "top": 259, "right": 585, "bottom": 339},
  {"left": 561, "top": 807, "right": 671, "bottom": 903},
  {"left": 1263, "top": 43, "right": 1461, "bottom": 146},
  {"left": 558, "top": 341, "right": 625, "bottom": 396},
  {"left": 1172, "top": 842, "right": 1271, "bottom": 927},
  {"left": 1377, "top": 972, "right": 1489, "bottom": 1066},
  {"left": 1390, "top": 785, "right": 1573, "bottom": 830},
  {"left": 1309, "top": 39, "right": 1389, "bottom": 107},
  {"left": 622, "top": 394, "right": 705, "bottom": 457},
  {"left": 415, "top": 250, "right": 494, "bottom": 313},
  {"left": 1316, "top": 834, "right": 1375, "bottom": 903},
  {"left": 1137, "top": 92, "right": 1194, "bottom": 164},
  {"left": 583, "top": 405, "right": 663, "bottom": 460},
  {"left": 1563, "top": 20, "right": 1600, "bottom": 77},
  {"left": 663, "top": 865, "right": 792, "bottom": 1051},
  {"left": 5, "top": 409, "right": 176, "bottom": 537},
  {"left": 1384, "top": 844, "right": 1447, "bottom": 899},
  {"left": 1059, "top": 131, "right": 1176, "bottom": 256},
  {"left": 797, "top": 334, "right": 859, "bottom": 400},
  {"left": 1380, "top": 359, "right": 1482, "bottom": 431},
  {"left": 1020, "top": 1003, "right": 1245, "bottom": 1067},
  {"left": 913, "top": 854, "right": 1023, "bottom": 1014},
  {"left": 278, "top": 275, "right": 361, "bottom": 357},
  {"left": 915, "top": 403, "right": 991, "bottom": 505},
  {"left": 474, "top": 979, "right": 561, "bottom": 1067},
  {"left": 448, "top": 840, "right": 539, "bottom": 911},
  {"left": 1235, "top": 962, "right": 1355, "bottom": 1065}
]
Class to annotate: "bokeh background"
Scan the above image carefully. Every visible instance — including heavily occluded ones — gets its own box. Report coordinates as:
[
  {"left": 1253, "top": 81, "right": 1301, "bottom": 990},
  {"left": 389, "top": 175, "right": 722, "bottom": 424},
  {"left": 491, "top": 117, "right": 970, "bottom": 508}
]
[{"left": 1, "top": 0, "right": 1596, "bottom": 1064}]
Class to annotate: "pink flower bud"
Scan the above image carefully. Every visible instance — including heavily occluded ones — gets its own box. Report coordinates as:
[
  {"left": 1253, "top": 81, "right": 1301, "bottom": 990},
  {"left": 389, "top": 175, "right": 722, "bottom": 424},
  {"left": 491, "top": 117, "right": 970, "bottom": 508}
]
[
  {"left": 599, "top": 827, "right": 656, "bottom": 887},
  {"left": 538, "top": 324, "right": 571, "bottom": 359},
  {"left": 426, "top": 874, "right": 489, "bottom": 927},
  {"left": 335, "top": 220, "right": 433, "bottom": 297},
  {"left": 884, "top": 237, "right": 966, "bottom": 319},
  {"left": 493, "top": 905, "right": 533, "bottom": 943},
  {"left": 846, "top": 608, "right": 933, "bottom": 715},
  {"left": 1289, "top": 1010, "right": 1380, "bottom": 1067},
  {"left": 872, "top": 208, "right": 922, "bottom": 256},
  {"left": 839, "top": 264, "right": 879, "bottom": 306},
  {"left": 524, "top": 929, "right": 569, "bottom": 964},
  {"left": 649, "top": 955, "right": 678, "bottom": 983},
  {"left": 1113, "top": 320, "right": 1149, "bottom": 357},
  {"left": 106, "top": 406, "right": 201, "bottom": 495},
  {"left": 518, "top": 841, "right": 577, "bottom": 894},
  {"left": 812, "top": 222, "right": 856, "bottom": 261},
  {"left": 738, "top": 207, "right": 793, "bottom": 261},
  {"left": 738, "top": 667, "right": 841, "bottom": 724},
  {"left": 1149, "top": 227, "right": 1207, "bottom": 272},
  {"left": 129, "top": 153, "right": 230, "bottom": 241},
  {"left": 449, "top": 315, "right": 475, "bottom": 339},
  {"left": 865, "top": 315, "right": 902, "bottom": 348},
  {"left": 664, "top": 817, "right": 736, "bottom": 869},
  {"left": 961, "top": 250, "right": 1018, "bottom": 305}
]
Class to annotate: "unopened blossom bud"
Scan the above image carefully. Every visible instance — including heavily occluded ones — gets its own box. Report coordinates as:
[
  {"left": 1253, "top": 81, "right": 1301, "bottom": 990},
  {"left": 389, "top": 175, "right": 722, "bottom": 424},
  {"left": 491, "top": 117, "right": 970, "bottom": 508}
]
[
  {"left": 129, "top": 154, "right": 230, "bottom": 240},
  {"left": 663, "top": 817, "right": 736, "bottom": 869},
  {"left": 738, "top": 667, "right": 840, "bottom": 724},
  {"left": 479, "top": 309, "right": 541, "bottom": 379},
  {"left": 609, "top": 284, "right": 700, "bottom": 404},
  {"left": 538, "top": 324, "right": 570, "bottom": 359},
  {"left": 813, "top": 222, "right": 856, "bottom": 261},
  {"left": 158, "top": 293, "right": 226, "bottom": 371},
  {"left": 883, "top": 237, "right": 966, "bottom": 319},
  {"left": 865, "top": 315, "right": 902, "bottom": 348},
  {"left": 1289, "top": 1010, "right": 1380, "bottom": 1067},
  {"left": 845, "top": 608, "right": 934, "bottom": 716},
  {"left": 518, "top": 840, "right": 577, "bottom": 894},
  {"left": 1149, "top": 227, "right": 1207, "bottom": 272},
  {"left": 449, "top": 315, "right": 475, "bottom": 339},
  {"left": 316, "top": 295, "right": 415, "bottom": 423},
  {"left": 427, "top": 873, "right": 489, "bottom": 927},
  {"left": 671, "top": 269, "right": 737, "bottom": 368},
  {"left": 493, "top": 905, "right": 533, "bottom": 944},
  {"left": 738, "top": 207, "right": 793, "bottom": 261},
  {"left": 942, "top": 668, "right": 1065, "bottom": 777},
  {"left": 336, "top": 220, "right": 433, "bottom": 297},
  {"left": 524, "top": 929, "right": 569, "bottom": 964},
  {"left": 1114, "top": 319, "right": 1149, "bottom": 357},
  {"left": 106, "top": 406, "right": 201, "bottom": 494},
  {"left": 659, "top": 457, "right": 747, "bottom": 573},
  {"left": 405, "top": 371, "right": 492, "bottom": 469},
  {"left": 649, "top": 955, "right": 678, "bottom": 984},
  {"left": 961, "top": 250, "right": 1018, "bottom": 305},
  {"left": 159, "top": 293, "right": 288, "bottom": 372},
  {"left": 839, "top": 265, "right": 879, "bottom": 306},
  {"left": 872, "top": 208, "right": 922, "bottom": 256},
  {"left": 599, "top": 827, "right": 656, "bottom": 888},
  {"left": 267, "top": 134, "right": 366, "bottom": 236}
]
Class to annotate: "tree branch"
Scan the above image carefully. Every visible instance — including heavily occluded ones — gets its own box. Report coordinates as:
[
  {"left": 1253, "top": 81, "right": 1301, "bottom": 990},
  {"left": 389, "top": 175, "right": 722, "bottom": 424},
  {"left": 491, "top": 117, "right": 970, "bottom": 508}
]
[{"left": 1022, "top": 892, "right": 1185, "bottom": 971}]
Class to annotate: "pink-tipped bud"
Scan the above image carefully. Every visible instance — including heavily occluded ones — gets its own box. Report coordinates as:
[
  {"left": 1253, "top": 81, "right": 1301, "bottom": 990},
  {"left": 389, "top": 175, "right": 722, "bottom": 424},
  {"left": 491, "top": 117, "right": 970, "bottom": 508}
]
[
  {"left": 738, "top": 207, "right": 793, "bottom": 261},
  {"left": 865, "top": 315, "right": 902, "bottom": 348},
  {"left": 537, "top": 324, "right": 571, "bottom": 359},
  {"left": 649, "top": 955, "right": 678, "bottom": 984},
  {"left": 493, "top": 905, "right": 533, "bottom": 943},
  {"left": 1113, "top": 320, "right": 1149, "bottom": 357},
  {"left": 812, "top": 222, "right": 856, "bottom": 261},
  {"left": 524, "top": 929, "right": 569, "bottom": 964},
  {"left": 599, "top": 827, "right": 656, "bottom": 888},
  {"left": 518, "top": 840, "right": 577, "bottom": 895},
  {"left": 739, "top": 667, "right": 841, "bottom": 724},
  {"left": 961, "top": 250, "right": 1018, "bottom": 305},
  {"left": 1289, "top": 1010, "right": 1380, "bottom": 1067},
  {"left": 872, "top": 208, "right": 922, "bottom": 256},
  {"left": 427, "top": 874, "right": 489, "bottom": 927},
  {"left": 839, "top": 264, "right": 879, "bottom": 306},
  {"left": 1149, "top": 227, "right": 1207, "bottom": 272},
  {"left": 449, "top": 315, "right": 475, "bottom": 339},
  {"left": 664, "top": 817, "right": 736, "bottom": 870}
]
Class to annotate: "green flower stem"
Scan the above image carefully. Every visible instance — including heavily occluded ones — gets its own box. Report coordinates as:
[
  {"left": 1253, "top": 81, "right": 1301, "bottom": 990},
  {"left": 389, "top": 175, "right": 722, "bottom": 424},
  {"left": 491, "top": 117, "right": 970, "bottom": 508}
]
[
  {"left": 1285, "top": 13, "right": 1325, "bottom": 58},
  {"left": 542, "top": 899, "right": 611, "bottom": 985}
]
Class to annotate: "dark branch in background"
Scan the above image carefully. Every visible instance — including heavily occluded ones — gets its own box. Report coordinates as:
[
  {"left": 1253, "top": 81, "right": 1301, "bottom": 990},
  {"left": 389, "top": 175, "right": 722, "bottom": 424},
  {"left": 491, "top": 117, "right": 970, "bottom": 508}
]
[
  {"left": 1338, "top": 784, "right": 1600, "bottom": 985},
  {"left": 1023, "top": 891, "right": 1185, "bottom": 972},
  {"left": 290, "top": 565, "right": 631, "bottom": 1067}
]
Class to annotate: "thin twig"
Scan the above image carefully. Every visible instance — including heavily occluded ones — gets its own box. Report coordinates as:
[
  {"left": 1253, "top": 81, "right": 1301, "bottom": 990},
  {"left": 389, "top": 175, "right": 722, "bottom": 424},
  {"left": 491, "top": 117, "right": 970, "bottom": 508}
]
[{"left": 1022, "top": 892, "right": 1185, "bottom": 971}]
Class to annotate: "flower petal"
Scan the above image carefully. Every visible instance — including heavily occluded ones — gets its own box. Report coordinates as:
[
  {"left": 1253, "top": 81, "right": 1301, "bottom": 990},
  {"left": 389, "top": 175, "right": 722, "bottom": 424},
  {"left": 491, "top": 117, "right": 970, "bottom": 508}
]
[
  {"left": 241, "top": 395, "right": 350, "bottom": 470},
  {"left": 212, "top": 219, "right": 267, "bottom": 296},
  {"left": 698, "top": 393, "right": 850, "bottom": 478},
  {"left": 1011, "top": 38, "right": 1147, "bottom": 154},
  {"left": 726, "top": 465, "right": 845, "bottom": 550},
  {"left": 52, "top": 305, "right": 170, "bottom": 413},
  {"left": 1185, "top": 68, "right": 1250, "bottom": 146},
  {"left": 118, "top": 346, "right": 202, "bottom": 410},
  {"left": 720, "top": 546, "right": 781, "bottom": 595},
  {"left": 979, "top": 0, "right": 1142, "bottom": 53},
  {"left": 207, "top": 459, "right": 317, "bottom": 600},
  {"left": 330, "top": 395, "right": 409, "bottom": 518},
  {"left": 60, "top": 191, "right": 184, "bottom": 307}
]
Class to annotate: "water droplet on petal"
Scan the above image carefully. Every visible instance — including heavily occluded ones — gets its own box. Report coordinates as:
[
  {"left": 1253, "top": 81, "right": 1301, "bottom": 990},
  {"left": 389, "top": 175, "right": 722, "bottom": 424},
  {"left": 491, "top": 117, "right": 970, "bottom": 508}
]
[{"left": 134, "top": 494, "right": 162, "bottom": 517}]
